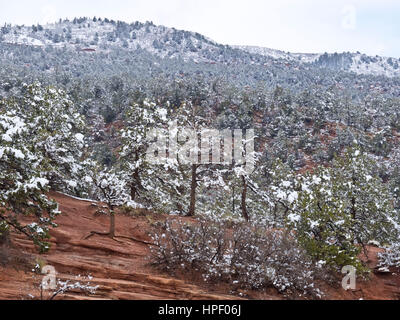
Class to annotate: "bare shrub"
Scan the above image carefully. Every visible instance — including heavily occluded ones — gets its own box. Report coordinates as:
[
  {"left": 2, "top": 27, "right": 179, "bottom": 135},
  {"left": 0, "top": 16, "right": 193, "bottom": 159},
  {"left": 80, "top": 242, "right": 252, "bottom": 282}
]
[
  {"left": 0, "top": 227, "right": 10, "bottom": 246},
  {"left": 0, "top": 245, "right": 9, "bottom": 267},
  {"left": 150, "top": 218, "right": 327, "bottom": 298},
  {"left": 0, "top": 225, "right": 34, "bottom": 270},
  {"left": 0, "top": 244, "right": 33, "bottom": 271}
]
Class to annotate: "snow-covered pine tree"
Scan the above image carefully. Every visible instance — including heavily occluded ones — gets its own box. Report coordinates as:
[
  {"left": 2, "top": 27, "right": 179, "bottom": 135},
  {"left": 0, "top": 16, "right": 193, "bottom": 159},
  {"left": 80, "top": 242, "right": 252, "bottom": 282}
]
[
  {"left": 0, "top": 82, "right": 89, "bottom": 251},
  {"left": 9, "top": 82, "right": 90, "bottom": 195},
  {"left": 0, "top": 102, "right": 58, "bottom": 252},
  {"left": 85, "top": 166, "right": 130, "bottom": 239},
  {"left": 120, "top": 98, "right": 168, "bottom": 205},
  {"left": 278, "top": 147, "right": 400, "bottom": 271},
  {"left": 85, "top": 165, "right": 153, "bottom": 245}
]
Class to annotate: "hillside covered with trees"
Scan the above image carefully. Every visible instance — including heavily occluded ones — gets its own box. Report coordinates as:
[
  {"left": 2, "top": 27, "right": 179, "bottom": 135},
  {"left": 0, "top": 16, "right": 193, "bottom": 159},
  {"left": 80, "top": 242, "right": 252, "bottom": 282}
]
[{"left": 1, "top": 17, "right": 400, "bottom": 300}]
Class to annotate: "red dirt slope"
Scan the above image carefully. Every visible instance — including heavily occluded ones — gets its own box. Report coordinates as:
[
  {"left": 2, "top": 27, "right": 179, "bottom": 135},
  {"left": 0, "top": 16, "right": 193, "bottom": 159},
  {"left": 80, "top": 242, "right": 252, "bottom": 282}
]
[{"left": 0, "top": 192, "right": 399, "bottom": 300}]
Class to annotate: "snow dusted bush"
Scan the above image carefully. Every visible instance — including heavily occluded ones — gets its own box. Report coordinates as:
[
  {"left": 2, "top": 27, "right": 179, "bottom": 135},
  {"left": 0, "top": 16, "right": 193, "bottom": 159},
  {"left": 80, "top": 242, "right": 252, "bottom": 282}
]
[
  {"left": 269, "top": 147, "right": 400, "bottom": 273},
  {"left": 378, "top": 243, "right": 400, "bottom": 270},
  {"left": 150, "top": 218, "right": 326, "bottom": 298},
  {"left": 84, "top": 166, "right": 138, "bottom": 239},
  {"left": 30, "top": 274, "right": 99, "bottom": 300},
  {"left": 45, "top": 279, "right": 99, "bottom": 300}
]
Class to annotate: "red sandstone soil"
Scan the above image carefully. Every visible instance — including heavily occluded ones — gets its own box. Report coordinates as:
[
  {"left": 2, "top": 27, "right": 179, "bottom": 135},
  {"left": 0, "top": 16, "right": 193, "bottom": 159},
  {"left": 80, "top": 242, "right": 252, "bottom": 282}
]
[{"left": 0, "top": 192, "right": 399, "bottom": 300}]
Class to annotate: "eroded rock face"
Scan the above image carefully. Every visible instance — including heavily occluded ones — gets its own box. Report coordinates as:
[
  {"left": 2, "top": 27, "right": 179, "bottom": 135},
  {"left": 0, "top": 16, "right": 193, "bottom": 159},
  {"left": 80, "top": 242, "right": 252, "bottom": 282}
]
[{"left": 1, "top": 191, "right": 400, "bottom": 300}]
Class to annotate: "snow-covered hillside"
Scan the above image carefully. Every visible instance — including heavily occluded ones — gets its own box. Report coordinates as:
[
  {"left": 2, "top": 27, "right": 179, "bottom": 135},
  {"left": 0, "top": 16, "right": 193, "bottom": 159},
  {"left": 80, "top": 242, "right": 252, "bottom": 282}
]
[
  {"left": 0, "top": 18, "right": 245, "bottom": 64},
  {"left": 233, "top": 45, "right": 320, "bottom": 64},
  {"left": 1, "top": 18, "right": 399, "bottom": 78},
  {"left": 236, "top": 45, "right": 400, "bottom": 78},
  {"left": 349, "top": 52, "right": 400, "bottom": 77}
]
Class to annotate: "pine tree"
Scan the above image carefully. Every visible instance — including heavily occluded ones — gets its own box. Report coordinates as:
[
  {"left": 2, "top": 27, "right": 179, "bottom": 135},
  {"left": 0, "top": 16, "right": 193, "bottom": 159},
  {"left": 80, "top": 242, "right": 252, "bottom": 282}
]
[
  {"left": 120, "top": 99, "right": 167, "bottom": 205},
  {"left": 85, "top": 166, "right": 129, "bottom": 239},
  {"left": 0, "top": 82, "right": 90, "bottom": 251},
  {"left": 278, "top": 147, "right": 400, "bottom": 271}
]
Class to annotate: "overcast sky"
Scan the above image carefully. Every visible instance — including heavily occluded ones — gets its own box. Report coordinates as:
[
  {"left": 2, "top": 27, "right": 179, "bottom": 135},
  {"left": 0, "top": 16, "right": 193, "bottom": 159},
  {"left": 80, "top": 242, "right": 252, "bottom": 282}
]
[{"left": 0, "top": 0, "right": 399, "bottom": 57}]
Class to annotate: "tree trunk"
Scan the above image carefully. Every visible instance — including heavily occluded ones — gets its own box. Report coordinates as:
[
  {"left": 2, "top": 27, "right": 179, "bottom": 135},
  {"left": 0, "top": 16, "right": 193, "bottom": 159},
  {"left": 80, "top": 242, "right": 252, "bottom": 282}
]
[
  {"left": 187, "top": 164, "right": 198, "bottom": 217},
  {"left": 232, "top": 184, "right": 235, "bottom": 215},
  {"left": 241, "top": 175, "right": 249, "bottom": 222},
  {"left": 130, "top": 184, "right": 136, "bottom": 201},
  {"left": 109, "top": 206, "right": 115, "bottom": 238},
  {"left": 351, "top": 197, "right": 356, "bottom": 220},
  {"left": 130, "top": 152, "right": 141, "bottom": 200},
  {"left": 130, "top": 169, "right": 140, "bottom": 200}
]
